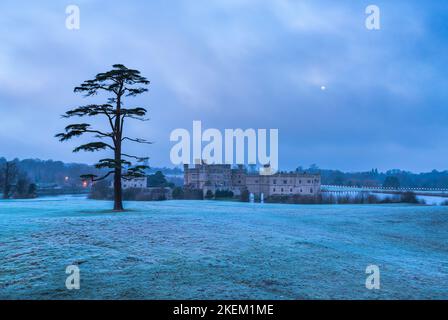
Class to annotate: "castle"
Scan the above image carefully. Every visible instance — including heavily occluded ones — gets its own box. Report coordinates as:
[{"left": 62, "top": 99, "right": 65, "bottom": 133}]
[{"left": 184, "top": 163, "right": 321, "bottom": 198}]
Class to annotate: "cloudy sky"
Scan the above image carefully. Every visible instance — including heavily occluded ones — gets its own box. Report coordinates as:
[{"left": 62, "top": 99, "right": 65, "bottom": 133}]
[{"left": 0, "top": 0, "right": 447, "bottom": 172}]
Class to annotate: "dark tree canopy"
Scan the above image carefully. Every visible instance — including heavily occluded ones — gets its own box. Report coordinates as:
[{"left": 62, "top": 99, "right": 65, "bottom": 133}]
[
  {"left": 56, "top": 64, "right": 151, "bottom": 211},
  {"left": 0, "top": 161, "right": 19, "bottom": 199},
  {"left": 383, "top": 176, "right": 400, "bottom": 189},
  {"left": 148, "top": 171, "right": 168, "bottom": 187}
]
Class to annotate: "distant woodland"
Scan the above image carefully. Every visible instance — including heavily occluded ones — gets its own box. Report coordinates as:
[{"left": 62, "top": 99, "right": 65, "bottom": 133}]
[
  {"left": 0, "top": 157, "right": 183, "bottom": 191},
  {"left": 2, "top": 158, "right": 448, "bottom": 191}
]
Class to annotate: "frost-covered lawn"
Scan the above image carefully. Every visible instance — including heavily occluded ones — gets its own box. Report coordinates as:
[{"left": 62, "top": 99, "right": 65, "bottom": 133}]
[{"left": 0, "top": 196, "right": 447, "bottom": 299}]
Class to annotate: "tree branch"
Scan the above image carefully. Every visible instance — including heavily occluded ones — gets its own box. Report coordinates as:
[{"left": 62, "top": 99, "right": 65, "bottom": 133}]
[
  {"left": 55, "top": 123, "right": 114, "bottom": 142},
  {"left": 94, "top": 158, "right": 132, "bottom": 169},
  {"left": 121, "top": 137, "right": 153, "bottom": 144},
  {"left": 121, "top": 153, "right": 149, "bottom": 162},
  {"left": 73, "top": 142, "right": 115, "bottom": 153},
  {"left": 81, "top": 171, "right": 114, "bottom": 182}
]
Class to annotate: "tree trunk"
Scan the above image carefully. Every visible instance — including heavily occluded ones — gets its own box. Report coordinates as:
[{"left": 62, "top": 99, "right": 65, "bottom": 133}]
[
  {"left": 113, "top": 160, "right": 123, "bottom": 211},
  {"left": 113, "top": 91, "right": 124, "bottom": 211},
  {"left": 113, "top": 137, "right": 124, "bottom": 211}
]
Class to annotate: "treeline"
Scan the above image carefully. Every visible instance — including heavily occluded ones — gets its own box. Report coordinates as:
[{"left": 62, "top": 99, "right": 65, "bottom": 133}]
[
  {"left": 90, "top": 171, "right": 175, "bottom": 201},
  {"left": 266, "top": 191, "right": 426, "bottom": 205},
  {"left": 0, "top": 157, "right": 103, "bottom": 187},
  {"left": 0, "top": 161, "right": 37, "bottom": 199},
  {"left": 172, "top": 188, "right": 428, "bottom": 206},
  {"left": 0, "top": 157, "right": 183, "bottom": 188},
  {"left": 3, "top": 158, "right": 448, "bottom": 192},
  {"left": 296, "top": 165, "right": 448, "bottom": 189}
]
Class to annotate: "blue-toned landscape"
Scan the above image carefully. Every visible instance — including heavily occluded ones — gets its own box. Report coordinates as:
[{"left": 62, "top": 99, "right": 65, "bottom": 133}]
[
  {"left": 1, "top": 196, "right": 446, "bottom": 300},
  {"left": 2, "top": 0, "right": 448, "bottom": 307}
]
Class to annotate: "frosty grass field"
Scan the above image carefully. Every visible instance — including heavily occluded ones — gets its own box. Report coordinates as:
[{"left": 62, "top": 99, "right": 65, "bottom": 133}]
[{"left": 0, "top": 195, "right": 447, "bottom": 299}]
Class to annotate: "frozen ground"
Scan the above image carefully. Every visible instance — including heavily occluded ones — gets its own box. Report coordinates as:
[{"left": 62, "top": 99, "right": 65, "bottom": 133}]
[{"left": 0, "top": 196, "right": 447, "bottom": 299}]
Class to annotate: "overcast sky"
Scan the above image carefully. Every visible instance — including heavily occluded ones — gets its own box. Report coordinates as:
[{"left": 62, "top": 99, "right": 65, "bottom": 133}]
[{"left": 0, "top": 0, "right": 447, "bottom": 172}]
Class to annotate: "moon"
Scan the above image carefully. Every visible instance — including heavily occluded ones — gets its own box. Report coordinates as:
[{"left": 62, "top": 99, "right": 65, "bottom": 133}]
[{"left": 320, "top": 86, "right": 326, "bottom": 91}]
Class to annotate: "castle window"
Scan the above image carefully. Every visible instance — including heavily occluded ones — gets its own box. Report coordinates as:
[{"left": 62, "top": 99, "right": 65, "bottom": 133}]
[
  {"left": 310, "top": 188, "right": 313, "bottom": 193},
  {"left": 283, "top": 180, "right": 287, "bottom": 184},
  {"left": 299, "top": 180, "right": 302, "bottom": 184},
  {"left": 273, "top": 188, "right": 276, "bottom": 192},
  {"left": 308, "top": 180, "right": 311, "bottom": 184},
  {"left": 290, "top": 188, "right": 293, "bottom": 192},
  {"left": 281, "top": 188, "right": 284, "bottom": 192},
  {"left": 273, "top": 179, "right": 277, "bottom": 184}
]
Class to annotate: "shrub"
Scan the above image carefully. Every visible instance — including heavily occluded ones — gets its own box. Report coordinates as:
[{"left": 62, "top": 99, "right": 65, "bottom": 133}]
[
  {"left": 183, "top": 188, "right": 203, "bottom": 200},
  {"left": 205, "top": 190, "right": 214, "bottom": 200},
  {"left": 215, "top": 189, "right": 234, "bottom": 198},
  {"left": 400, "top": 191, "right": 419, "bottom": 204},
  {"left": 240, "top": 189, "right": 249, "bottom": 202},
  {"left": 89, "top": 180, "right": 113, "bottom": 200},
  {"left": 122, "top": 188, "right": 143, "bottom": 200},
  {"left": 172, "top": 187, "right": 184, "bottom": 200}
]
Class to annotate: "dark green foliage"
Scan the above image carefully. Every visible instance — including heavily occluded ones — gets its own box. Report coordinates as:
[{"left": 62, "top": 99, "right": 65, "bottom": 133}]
[
  {"left": 28, "top": 183, "right": 37, "bottom": 196},
  {"left": 172, "top": 187, "right": 184, "bottom": 200},
  {"left": 15, "top": 176, "right": 28, "bottom": 196},
  {"left": 0, "top": 157, "right": 104, "bottom": 187},
  {"left": 183, "top": 188, "right": 203, "bottom": 200},
  {"left": 400, "top": 191, "right": 419, "bottom": 204},
  {"left": 55, "top": 64, "right": 151, "bottom": 211},
  {"left": 0, "top": 161, "right": 36, "bottom": 199},
  {"left": 205, "top": 190, "right": 214, "bottom": 199},
  {"left": 312, "top": 165, "right": 448, "bottom": 189},
  {"left": 123, "top": 188, "right": 169, "bottom": 201},
  {"left": 148, "top": 171, "right": 167, "bottom": 187},
  {"left": 72, "top": 142, "right": 114, "bottom": 153},
  {"left": 0, "top": 161, "right": 18, "bottom": 199},
  {"left": 383, "top": 176, "right": 400, "bottom": 189},
  {"left": 266, "top": 191, "right": 425, "bottom": 205},
  {"left": 240, "top": 189, "right": 250, "bottom": 202},
  {"left": 13, "top": 176, "right": 36, "bottom": 199},
  {"left": 89, "top": 180, "right": 113, "bottom": 200},
  {"left": 215, "top": 189, "right": 234, "bottom": 198}
]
